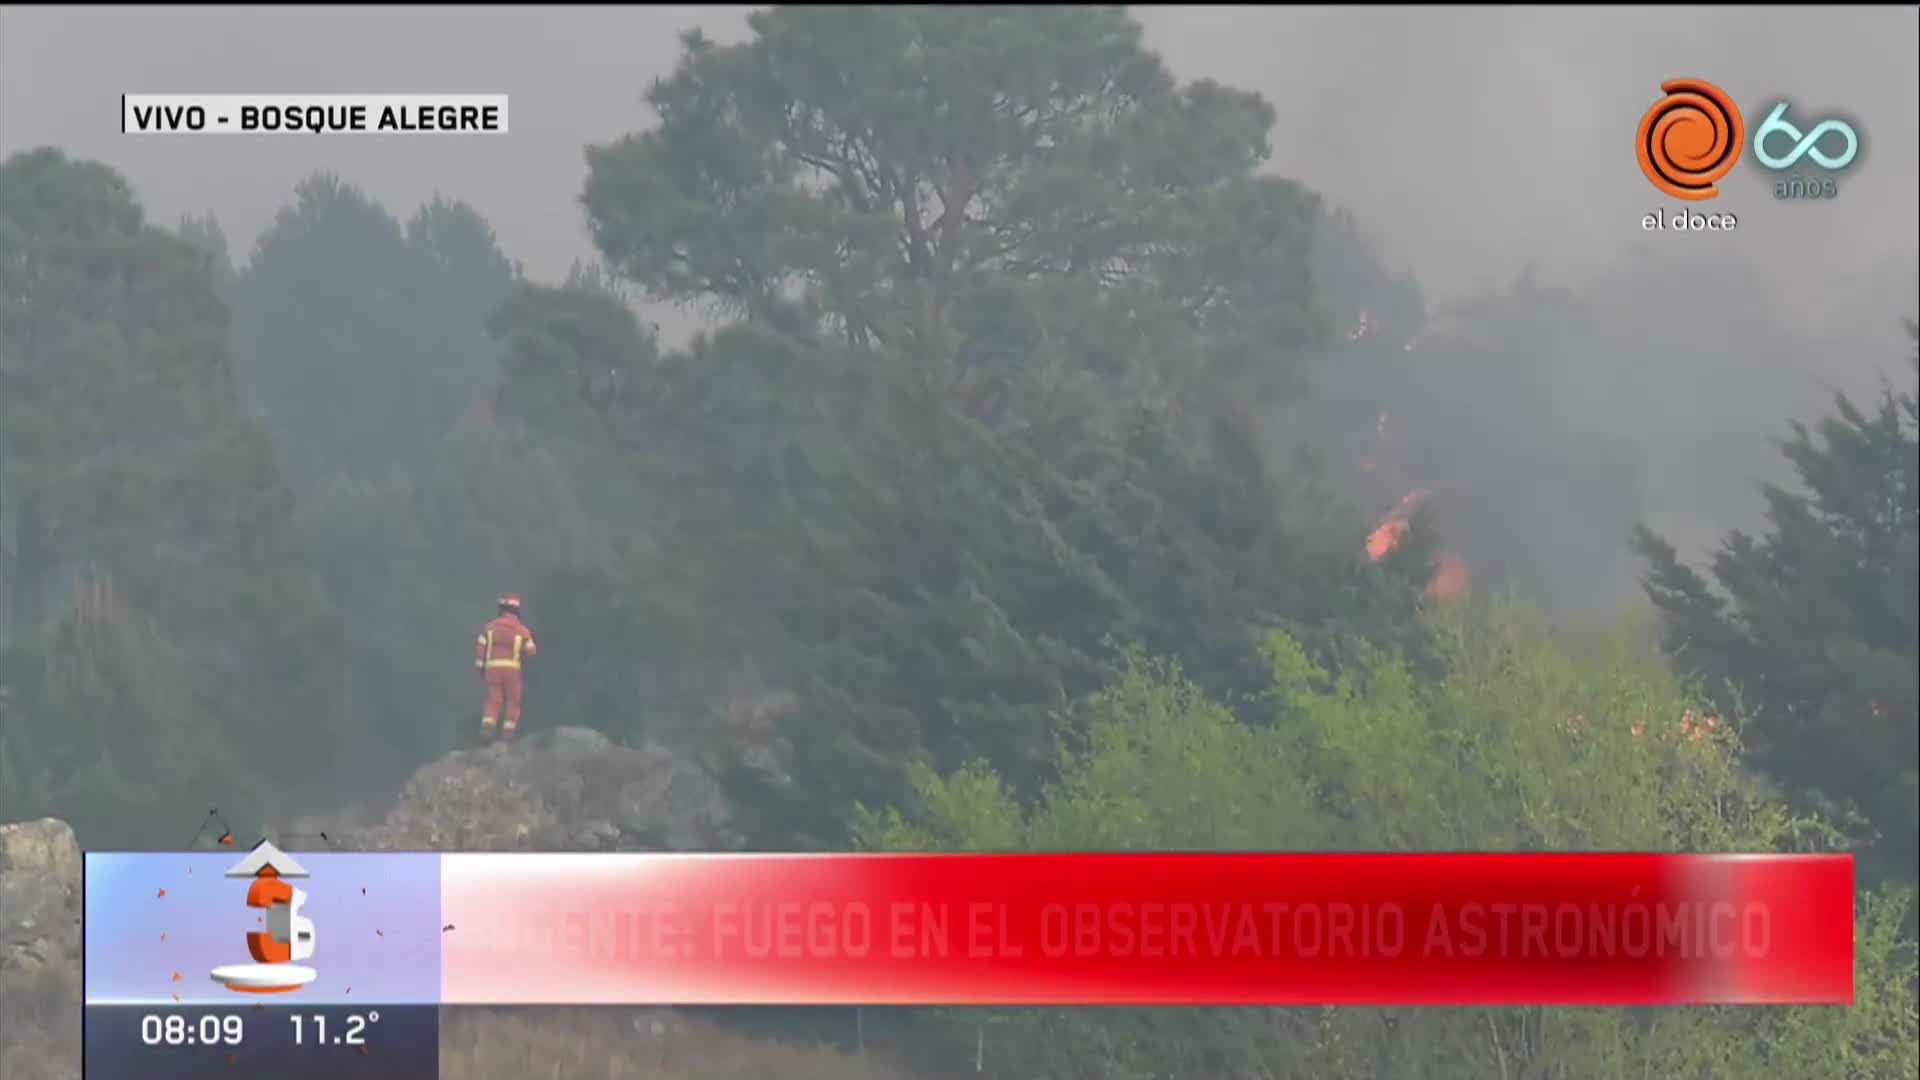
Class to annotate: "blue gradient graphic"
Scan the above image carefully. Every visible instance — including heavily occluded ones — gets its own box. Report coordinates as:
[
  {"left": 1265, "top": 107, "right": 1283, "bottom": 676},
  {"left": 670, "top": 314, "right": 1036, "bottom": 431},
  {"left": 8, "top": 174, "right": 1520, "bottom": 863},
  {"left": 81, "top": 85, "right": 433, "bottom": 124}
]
[{"left": 85, "top": 852, "right": 442, "bottom": 1005}]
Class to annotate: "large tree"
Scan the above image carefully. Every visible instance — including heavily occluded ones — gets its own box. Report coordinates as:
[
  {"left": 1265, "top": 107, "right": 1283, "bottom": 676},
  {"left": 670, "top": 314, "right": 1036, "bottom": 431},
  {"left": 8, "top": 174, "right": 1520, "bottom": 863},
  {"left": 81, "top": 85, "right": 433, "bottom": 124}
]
[
  {"left": 1636, "top": 322, "right": 1919, "bottom": 883},
  {"left": 0, "top": 149, "right": 344, "bottom": 844},
  {"left": 494, "top": 5, "right": 1431, "bottom": 847},
  {"left": 232, "top": 175, "right": 517, "bottom": 485},
  {"left": 584, "top": 4, "right": 1321, "bottom": 409}
]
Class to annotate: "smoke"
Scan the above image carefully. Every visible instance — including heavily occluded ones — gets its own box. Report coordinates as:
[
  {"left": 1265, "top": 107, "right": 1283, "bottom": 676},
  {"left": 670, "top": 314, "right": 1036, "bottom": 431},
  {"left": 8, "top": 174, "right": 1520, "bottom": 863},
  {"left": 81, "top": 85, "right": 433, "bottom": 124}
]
[
  {"left": 1135, "top": 6, "right": 1918, "bottom": 304},
  {"left": 1127, "top": 5, "right": 1918, "bottom": 606},
  {"left": 4, "top": 4, "right": 1915, "bottom": 607}
]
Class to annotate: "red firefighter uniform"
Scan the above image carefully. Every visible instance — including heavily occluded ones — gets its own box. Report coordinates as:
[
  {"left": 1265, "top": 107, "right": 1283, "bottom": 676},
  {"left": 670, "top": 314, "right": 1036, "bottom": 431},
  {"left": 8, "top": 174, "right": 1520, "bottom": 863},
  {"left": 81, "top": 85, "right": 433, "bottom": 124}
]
[{"left": 477, "top": 594, "right": 537, "bottom": 740}]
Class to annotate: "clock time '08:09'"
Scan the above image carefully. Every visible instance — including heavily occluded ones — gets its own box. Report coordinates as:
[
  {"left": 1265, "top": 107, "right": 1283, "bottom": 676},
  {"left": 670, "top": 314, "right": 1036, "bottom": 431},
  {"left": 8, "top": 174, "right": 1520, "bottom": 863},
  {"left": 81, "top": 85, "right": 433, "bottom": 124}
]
[
  {"left": 291, "top": 1011, "right": 380, "bottom": 1045},
  {"left": 141, "top": 1014, "right": 244, "bottom": 1045}
]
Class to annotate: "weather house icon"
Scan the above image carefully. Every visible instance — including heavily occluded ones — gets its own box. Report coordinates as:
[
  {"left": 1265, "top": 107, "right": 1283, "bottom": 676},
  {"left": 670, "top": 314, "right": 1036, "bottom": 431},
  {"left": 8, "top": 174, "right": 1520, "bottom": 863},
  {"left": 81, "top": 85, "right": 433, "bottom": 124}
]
[{"left": 209, "top": 840, "right": 319, "bottom": 993}]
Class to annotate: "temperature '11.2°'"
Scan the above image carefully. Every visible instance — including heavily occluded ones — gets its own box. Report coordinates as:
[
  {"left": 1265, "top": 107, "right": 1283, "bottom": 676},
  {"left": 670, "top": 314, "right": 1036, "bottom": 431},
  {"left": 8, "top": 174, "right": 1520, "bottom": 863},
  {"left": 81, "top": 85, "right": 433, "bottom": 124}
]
[{"left": 289, "top": 1011, "right": 379, "bottom": 1046}]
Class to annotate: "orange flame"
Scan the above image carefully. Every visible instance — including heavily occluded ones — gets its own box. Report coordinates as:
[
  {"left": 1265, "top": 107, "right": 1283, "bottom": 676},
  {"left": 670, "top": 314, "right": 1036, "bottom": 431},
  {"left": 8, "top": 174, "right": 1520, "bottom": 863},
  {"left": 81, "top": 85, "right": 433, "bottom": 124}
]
[
  {"left": 1428, "top": 551, "right": 1471, "bottom": 599},
  {"left": 1612, "top": 710, "right": 1722, "bottom": 742},
  {"left": 1366, "top": 490, "right": 1429, "bottom": 561},
  {"left": 1676, "top": 710, "right": 1719, "bottom": 741},
  {"left": 1365, "top": 518, "right": 1408, "bottom": 561},
  {"left": 1365, "top": 489, "right": 1469, "bottom": 598}
]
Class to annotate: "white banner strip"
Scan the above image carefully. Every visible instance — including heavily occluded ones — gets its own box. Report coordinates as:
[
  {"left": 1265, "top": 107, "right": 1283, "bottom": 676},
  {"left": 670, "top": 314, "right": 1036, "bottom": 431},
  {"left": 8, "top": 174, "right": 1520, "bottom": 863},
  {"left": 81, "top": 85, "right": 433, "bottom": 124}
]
[{"left": 121, "top": 94, "right": 509, "bottom": 135}]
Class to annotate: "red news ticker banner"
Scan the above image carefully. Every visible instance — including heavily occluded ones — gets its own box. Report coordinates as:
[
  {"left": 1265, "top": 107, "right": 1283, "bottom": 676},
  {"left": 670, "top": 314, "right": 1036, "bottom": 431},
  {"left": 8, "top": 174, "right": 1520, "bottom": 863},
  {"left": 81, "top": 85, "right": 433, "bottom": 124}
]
[{"left": 437, "top": 853, "right": 1853, "bottom": 1006}]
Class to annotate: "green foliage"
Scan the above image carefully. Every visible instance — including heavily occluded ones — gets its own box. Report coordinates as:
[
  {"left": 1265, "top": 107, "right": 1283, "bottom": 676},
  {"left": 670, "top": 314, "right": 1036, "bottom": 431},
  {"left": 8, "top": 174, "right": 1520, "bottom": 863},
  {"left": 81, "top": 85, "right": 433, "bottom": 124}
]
[
  {"left": 489, "top": 279, "right": 659, "bottom": 444},
  {"left": 5, "top": 29, "right": 1915, "bottom": 1074},
  {"left": 217, "top": 181, "right": 548, "bottom": 787},
  {"left": 858, "top": 602, "right": 1915, "bottom": 1080},
  {"left": 0, "top": 149, "right": 343, "bottom": 843},
  {"left": 1637, "top": 324, "right": 1919, "bottom": 883},
  {"left": 487, "top": 284, "right": 794, "bottom": 741},
  {"left": 293, "top": 413, "right": 604, "bottom": 777},
  {"left": 232, "top": 174, "right": 518, "bottom": 486},
  {"left": 585, "top": 4, "right": 1323, "bottom": 404},
  {"left": 493, "top": 272, "right": 1431, "bottom": 846},
  {"left": 8, "top": 599, "right": 213, "bottom": 827},
  {"left": 493, "top": 5, "right": 1431, "bottom": 847},
  {"left": 175, "top": 212, "right": 237, "bottom": 302}
]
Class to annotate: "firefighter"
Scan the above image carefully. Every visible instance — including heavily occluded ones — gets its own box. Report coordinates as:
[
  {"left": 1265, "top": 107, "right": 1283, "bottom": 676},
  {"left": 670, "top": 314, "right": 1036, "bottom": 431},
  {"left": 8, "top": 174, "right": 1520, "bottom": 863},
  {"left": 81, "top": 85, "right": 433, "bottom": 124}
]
[{"left": 477, "top": 593, "right": 537, "bottom": 741}]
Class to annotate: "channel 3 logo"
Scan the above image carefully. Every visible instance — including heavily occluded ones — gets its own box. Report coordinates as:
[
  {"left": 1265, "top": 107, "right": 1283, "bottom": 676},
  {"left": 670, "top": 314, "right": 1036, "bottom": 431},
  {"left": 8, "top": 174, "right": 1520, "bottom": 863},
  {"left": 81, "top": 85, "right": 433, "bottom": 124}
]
[
  {"left": 1636, "top": 79, "right": 1861, "bottom": 200},
  {"left": 209, "top": 840, "right": 320, "bottom": 993}
]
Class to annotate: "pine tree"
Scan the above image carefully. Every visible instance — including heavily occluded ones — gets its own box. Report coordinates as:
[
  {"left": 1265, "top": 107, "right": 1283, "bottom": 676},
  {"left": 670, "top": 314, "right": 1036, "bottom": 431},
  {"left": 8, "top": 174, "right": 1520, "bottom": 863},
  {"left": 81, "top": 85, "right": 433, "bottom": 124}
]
[
  {"left": 0, "top": 149, "right": 346, "bottom": 843},
  {"left": 478, "top": 8, "right": 1452, "bottom": 847},
  {"left": 232, "top": 175, "right": 517, "bottom": 486},
  {"left": 1635, "top": 321, "right": 1919, "bottom": 882}
]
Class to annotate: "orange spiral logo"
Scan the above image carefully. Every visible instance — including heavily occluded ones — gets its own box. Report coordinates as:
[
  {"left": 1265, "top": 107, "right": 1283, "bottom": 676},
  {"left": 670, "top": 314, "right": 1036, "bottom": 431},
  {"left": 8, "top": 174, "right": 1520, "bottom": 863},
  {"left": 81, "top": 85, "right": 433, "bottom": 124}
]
[{"left": 1636, "top": 79, "right": 1744, "bottom": 200}]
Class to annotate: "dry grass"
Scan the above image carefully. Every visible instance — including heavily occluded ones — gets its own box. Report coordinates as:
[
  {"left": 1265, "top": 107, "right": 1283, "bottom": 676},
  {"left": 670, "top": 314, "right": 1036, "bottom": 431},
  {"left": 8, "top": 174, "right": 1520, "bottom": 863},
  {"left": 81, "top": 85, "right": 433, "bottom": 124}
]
[{"left": 438, "top": 1007, "right": 917, "bottom": 1080}]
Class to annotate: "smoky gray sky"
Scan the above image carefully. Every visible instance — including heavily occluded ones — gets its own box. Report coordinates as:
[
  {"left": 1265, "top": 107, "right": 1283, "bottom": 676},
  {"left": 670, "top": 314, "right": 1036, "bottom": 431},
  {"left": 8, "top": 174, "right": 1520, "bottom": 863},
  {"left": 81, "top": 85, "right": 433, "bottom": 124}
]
[
  {"left": 2, "top": 5, "right": 1913, "bottom": 310},
  {"left": 0, "top": 4, "right": 1915, "bottom": 603}
]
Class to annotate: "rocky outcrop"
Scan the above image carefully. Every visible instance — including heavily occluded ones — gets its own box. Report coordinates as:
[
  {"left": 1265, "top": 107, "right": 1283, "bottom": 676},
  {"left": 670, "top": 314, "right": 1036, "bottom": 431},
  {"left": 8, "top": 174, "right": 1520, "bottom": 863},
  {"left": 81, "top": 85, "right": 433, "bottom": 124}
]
[
  {"left": 355, "top": 726, "right": 741, "bottom": 852},
  {"left": 0, "top": 817, "right": 84, "bottom": 1080},
  {"left": 0, "top": 817, "right": 80, "bottom": 979}
]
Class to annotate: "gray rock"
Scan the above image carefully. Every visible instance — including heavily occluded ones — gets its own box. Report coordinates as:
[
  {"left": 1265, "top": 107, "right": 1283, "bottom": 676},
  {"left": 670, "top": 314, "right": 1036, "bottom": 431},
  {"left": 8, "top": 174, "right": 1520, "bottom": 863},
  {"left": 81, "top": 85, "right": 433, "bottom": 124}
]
[
  {"left": 0, "top": 871, "right": 75, "bottom": 975},
  {"left": 0, "top": 818, "right": 80, "bottom": 882},
  {"left": 0, "top": 819, "right": 80, "bottom": 979},
  {"left": 356, "top": 725, "right": 739, "bottom": 853},
  {"left": 0, "top": 817, "right": 83, "bottom": 1077}
]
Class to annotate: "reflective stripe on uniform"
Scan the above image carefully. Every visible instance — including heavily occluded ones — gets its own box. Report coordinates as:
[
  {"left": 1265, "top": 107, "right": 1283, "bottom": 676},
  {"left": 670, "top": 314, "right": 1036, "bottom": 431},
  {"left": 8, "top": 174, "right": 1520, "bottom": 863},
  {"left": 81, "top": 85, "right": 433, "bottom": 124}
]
[{"left": 479, "top": 627, "right": 529, "bottom": 668}]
